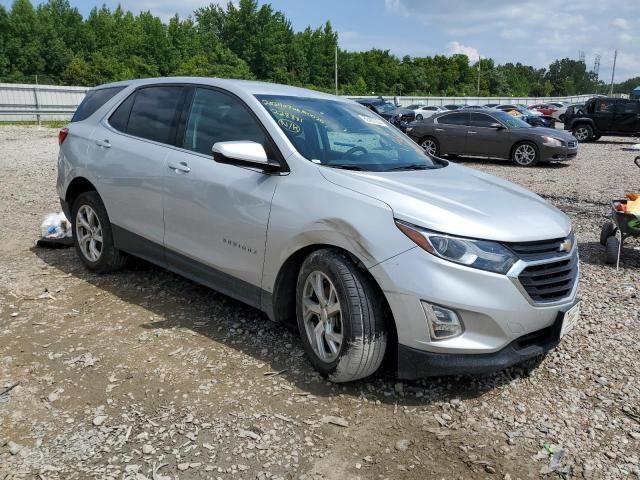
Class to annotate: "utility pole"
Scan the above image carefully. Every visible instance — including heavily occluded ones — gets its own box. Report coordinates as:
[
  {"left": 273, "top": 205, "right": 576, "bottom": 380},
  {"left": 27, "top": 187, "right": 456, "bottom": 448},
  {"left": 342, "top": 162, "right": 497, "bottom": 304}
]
[
  {"left": 476, "top": 56, "right": 481, "bottom": 96},
  {"left": 334, "top": 44, "right": 338, "bottom": 96},
  {"left": 609, "top": 49, "right": 617, "bottom": 95}
]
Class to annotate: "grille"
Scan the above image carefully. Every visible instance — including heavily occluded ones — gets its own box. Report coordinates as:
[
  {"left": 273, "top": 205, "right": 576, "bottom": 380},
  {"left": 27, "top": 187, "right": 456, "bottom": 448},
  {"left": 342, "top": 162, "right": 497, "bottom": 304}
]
[
  {"left": 508, "top": 237, "right": 568, "bottom": 259},
  {"left": 518, "top": 254, "right": 578, "bottom": 303}
]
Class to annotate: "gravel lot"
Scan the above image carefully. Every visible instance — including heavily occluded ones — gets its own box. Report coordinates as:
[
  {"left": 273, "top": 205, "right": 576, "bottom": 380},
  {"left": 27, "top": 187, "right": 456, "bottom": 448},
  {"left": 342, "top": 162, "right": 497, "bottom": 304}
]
[{"left": 0, "top": 126, "right": 639, "bottom": 480}]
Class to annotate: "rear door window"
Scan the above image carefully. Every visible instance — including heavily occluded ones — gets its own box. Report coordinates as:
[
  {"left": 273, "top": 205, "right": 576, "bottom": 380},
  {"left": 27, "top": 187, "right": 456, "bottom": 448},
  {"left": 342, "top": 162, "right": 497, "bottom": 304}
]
[
  {"left": 126, "top": 86, "right": 185, "bottom": 144},
  {"left": 71, "top": 86, "right": 125, "bottom": 122}
]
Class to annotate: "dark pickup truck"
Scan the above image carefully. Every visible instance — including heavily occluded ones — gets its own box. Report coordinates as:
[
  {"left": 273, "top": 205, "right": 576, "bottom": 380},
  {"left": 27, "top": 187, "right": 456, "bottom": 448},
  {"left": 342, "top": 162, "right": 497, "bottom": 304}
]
[{"left": 564, "top": 97, "right": 640, "bottom": 142}]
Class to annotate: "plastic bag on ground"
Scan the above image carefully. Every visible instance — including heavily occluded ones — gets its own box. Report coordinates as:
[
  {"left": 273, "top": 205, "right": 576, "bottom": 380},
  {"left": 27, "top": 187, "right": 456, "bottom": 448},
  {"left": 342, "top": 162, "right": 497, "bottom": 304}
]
[{"left": 40, "top": 212, "right": 72, "bottom": 239}]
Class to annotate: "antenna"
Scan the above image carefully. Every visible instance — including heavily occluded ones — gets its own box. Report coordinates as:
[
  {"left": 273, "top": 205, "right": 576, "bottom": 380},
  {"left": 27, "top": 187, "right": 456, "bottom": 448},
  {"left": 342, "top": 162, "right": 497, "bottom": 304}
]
[{"left": 592, "top": 54, "right": 601, "bottom": 81}]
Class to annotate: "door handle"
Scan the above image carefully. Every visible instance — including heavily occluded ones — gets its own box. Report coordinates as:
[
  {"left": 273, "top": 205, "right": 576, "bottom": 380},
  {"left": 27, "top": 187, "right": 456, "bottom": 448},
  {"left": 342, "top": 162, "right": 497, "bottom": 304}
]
[
  {"left": 168, "top": 161, "right": 191, "bottom": 173},
  {"left": 467, "top": 131, "right": 477, "bottom": 134},
  {"left": 435, "top": 128, "right": 445, "bottom": 132},
  {"left": 95, "top": 139, "right": 111, "bottom": 148}
]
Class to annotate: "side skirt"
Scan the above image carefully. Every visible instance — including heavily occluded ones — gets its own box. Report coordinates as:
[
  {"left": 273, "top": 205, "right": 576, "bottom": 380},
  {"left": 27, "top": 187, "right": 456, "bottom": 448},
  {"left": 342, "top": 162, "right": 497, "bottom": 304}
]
[{"left": 112, "top": 225, "right": 272, "bottom": 313}]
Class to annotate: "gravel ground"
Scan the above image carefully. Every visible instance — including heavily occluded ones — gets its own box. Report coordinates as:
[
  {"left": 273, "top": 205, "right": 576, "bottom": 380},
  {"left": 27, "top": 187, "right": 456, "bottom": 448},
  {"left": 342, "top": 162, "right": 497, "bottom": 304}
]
[{"left": 0, "top": 126, "right": 639, "bottom": 480}]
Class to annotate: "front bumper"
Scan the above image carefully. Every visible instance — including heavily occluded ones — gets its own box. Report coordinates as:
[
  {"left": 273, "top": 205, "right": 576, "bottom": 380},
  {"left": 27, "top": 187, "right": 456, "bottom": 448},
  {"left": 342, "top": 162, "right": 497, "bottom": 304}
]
[
  {"left": 369, "top": 245, "right": 579, "bottom": 377},
  {"left": 397, "top": 312, "right": 567, "bottom": 379},
  {"left": 540, "top": 143, "right": 578, "bottom": 162}
]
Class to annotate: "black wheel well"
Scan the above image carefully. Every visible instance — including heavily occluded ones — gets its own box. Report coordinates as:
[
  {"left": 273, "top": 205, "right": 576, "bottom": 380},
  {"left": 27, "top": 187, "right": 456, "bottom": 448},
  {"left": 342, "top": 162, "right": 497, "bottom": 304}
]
[
  {"left": 65, "top": 177, "right": 97, "bottom": 208},
  {"left": 271, "top": 244, "right": 397, "bottom": 336}
]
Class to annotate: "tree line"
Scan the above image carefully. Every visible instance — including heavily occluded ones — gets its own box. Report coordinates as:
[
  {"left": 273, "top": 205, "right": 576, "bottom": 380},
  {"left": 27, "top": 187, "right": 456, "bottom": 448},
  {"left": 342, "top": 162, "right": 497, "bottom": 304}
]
[{"left": 0, "top": 0, "right": 635, "bottom": 96}]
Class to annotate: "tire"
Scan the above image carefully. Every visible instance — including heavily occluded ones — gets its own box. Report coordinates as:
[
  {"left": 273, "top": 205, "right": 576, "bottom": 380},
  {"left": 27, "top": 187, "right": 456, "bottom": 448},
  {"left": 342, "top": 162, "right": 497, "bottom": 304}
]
[
  {"left": 605, "top": 236, "right": 620, "bottom": 265},
  {"left": 295, "top": 249, "right": 387, "bottom": 383},
  {"left": 599, "top": 221, "right": 616, "bottom": 246},
  {"left": 572, "top": 124, "right": 594, "bottom": 142},
  {"left": 511, "top": 141, "right": 539, "bottom": 167},
  {"left": 419, "top": 136, "right": 440, "bottom": 156},
  {"left": 416, "top": 114, "right": 423, "bottom": 121},
  {"left": 71, "top": 191, "right": 127, "bottom": 273}
]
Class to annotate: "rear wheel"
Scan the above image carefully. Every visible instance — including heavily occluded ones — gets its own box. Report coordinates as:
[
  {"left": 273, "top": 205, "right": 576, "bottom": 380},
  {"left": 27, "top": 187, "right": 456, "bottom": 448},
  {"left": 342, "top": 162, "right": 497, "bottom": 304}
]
[
  {"left": 573, "top": 124, "right": 593, "bottom": 142},
  {"left": 71, "top": 191, "right": 127, "bottom": 273},
  {"left": 599, "top": 221, "right": 617, "bottom": 246},
  {"left": 416, "top": 114, "right": 423, "bottom": 121},
  {"left": 296, "top": 249, "right": 387, "bottom": 383},
  {"left": 605, "top": 236, "right": 620, "bottom": 265},
  {"left": 419, "top": 136, "right": 439, "bottom": 156},
  {"left": 511, "top": 142, "right": 539, "bottom": 167}
]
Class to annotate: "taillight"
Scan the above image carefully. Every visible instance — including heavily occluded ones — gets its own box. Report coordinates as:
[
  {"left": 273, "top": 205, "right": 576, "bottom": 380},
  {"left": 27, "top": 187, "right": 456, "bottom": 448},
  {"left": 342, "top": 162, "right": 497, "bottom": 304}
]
[{"left": 58, "top": 128, "right": 69, "bottom": 146}]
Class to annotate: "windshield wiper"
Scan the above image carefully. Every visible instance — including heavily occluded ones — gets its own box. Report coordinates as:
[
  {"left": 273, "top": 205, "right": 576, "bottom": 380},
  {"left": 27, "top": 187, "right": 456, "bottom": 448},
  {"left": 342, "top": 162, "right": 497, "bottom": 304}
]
[
  {"left": 386, "top": 164, "right": 431, "bottom": 171},
  {"left": 326, "top": 164, "right": 367, "bottom": 171}
]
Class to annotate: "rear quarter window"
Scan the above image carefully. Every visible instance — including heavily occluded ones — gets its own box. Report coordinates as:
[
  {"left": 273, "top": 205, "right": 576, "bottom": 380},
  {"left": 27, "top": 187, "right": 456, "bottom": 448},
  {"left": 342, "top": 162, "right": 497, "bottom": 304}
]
[{"left": 71, "top": 86, "right": 125, "bottom": 122}]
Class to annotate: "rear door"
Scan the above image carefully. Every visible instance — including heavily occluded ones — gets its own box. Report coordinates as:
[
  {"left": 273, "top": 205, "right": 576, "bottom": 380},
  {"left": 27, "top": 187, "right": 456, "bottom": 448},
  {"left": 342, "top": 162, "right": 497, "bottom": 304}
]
[
  {"left": 90, "top": 85, "right": 186, "bottom": 258},
  {"left": 468, "top": 112, "right": 508, "bottom": 158},
  {"left": 434, "top": 112, "right": 469, "bottom": 154},
  {"left": 613, "top": 100, "right": 640, "bottom": 133}
]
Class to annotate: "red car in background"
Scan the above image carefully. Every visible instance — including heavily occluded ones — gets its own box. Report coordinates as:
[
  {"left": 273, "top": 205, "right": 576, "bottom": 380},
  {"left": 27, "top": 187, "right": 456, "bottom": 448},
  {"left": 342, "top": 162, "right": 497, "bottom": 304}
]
[{"left": 530, "top": 103, "right": 558, "bottom": 116}]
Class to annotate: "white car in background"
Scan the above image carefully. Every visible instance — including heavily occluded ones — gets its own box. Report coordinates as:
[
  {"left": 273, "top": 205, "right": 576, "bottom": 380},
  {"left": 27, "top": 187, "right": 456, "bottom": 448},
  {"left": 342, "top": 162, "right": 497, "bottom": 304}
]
[{"left": 405, "top": 104, "right": 448, "bottom": 120}]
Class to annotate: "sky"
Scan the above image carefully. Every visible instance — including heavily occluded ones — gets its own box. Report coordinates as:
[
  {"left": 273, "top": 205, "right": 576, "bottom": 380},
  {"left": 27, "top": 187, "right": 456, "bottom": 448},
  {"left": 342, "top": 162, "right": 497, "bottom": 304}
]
[{"left": 2, "top": 0, "right": 637, "bottom": 82}]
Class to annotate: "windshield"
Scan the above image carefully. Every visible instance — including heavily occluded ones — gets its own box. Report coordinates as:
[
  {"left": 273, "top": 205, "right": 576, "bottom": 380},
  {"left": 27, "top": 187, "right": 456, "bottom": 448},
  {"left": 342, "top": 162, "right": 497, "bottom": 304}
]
[
  {"left": 257, "top": 95, "right": 442, "bottom": 172},
  {"left": 493, "top": 111, "right": 532, "bottom": 128}
]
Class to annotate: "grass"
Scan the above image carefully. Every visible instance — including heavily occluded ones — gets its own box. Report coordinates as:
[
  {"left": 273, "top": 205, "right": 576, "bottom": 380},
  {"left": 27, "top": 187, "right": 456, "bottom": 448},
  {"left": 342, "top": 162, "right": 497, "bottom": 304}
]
[{"left": 0, "top": 120, "right": 68, "bottom": 128}]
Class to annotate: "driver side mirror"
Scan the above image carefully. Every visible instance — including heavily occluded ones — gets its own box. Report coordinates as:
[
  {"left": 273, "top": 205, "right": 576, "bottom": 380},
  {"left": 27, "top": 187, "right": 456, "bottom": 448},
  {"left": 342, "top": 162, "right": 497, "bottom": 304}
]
[
  {"left": 490, "top": 122, "right": 505, "bottom": 129},
  {"left": 213, "top": 141, "right": 281, "bottom": 173}
]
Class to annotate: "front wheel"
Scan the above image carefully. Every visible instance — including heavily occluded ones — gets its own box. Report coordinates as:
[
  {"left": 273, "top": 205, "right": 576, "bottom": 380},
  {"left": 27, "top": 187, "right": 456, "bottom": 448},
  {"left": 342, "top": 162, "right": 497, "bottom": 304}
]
[
  {"left": 511, "top": 142, "right": 539, "bottom": 167},
  {"left": 573, "top": 124, "right": 593, "bottom": 142},
  {"left": 416, "top": 114, "right": 423, "bottom": 121},
  {"left": 296, "top": 249, "right": 387, "bottom": 383}
]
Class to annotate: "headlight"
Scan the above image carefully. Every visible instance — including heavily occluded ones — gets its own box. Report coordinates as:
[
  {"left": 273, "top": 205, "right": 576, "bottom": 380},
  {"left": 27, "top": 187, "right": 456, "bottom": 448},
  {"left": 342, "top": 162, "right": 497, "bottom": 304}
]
[
  {"left": 541, "top": 135, "right": 562, "bottom": 147},
  {"left": 395, "top": 220, "right": 517, "bottom": 274}
]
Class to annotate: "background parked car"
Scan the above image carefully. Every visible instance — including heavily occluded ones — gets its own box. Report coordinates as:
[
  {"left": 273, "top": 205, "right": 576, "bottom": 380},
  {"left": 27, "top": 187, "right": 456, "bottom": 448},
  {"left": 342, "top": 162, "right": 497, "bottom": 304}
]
[
  {"left": 494, "top": 105, "right": 555, "bottom": 128},
  {"left": 405, "top": 104, "right": 447, "bottom": 120},
  {"left": 530, "top": 103, "right": 558, "bottom": 116},
  {"left": 405, "top": 109, "right": 578, "bottom": 166},
  {"left": 564, "top": 97, "right": 640, "bottom": 142},
  {"left": 353, "top": 98, "right": 398, "bottom": 120},
  {"left": 443, "top": 104, "right": 467, "bottom": 110}
]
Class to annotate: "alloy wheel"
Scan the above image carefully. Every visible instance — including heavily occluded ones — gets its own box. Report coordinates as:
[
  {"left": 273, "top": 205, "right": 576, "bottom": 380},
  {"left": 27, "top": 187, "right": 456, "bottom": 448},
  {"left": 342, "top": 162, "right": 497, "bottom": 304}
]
[
  {"left": 420, "top": 139, "right": 438, "bottom": 156},
  {"left": 513, "top": 144, "right": 537, "bottom": 166},
  {"left": 75, "top": 205, "right": 103, "bottom": 262},
  {"left": 302, "top": 271, "right": 343, "bottom": 363},
  {"left": 574, "top": 127, "right": 590, "bottom": 141}
]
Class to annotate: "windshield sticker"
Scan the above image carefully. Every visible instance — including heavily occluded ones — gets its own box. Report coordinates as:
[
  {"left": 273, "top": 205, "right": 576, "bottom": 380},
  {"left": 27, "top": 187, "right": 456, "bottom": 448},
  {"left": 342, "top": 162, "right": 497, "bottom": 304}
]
[
  {"left": 359, "top": 115, "right": 388, "bottom": 127},
  {"left": 277, "top": 118, "right": 302, "bottom": 135},
  {"left": 261, "top": 99, "right": 327, "bottom": 124}
]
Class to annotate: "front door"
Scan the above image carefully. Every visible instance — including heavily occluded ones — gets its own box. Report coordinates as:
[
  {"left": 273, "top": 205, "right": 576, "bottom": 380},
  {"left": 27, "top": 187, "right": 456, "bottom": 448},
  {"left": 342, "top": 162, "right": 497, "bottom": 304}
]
[
  {"left": 162, "top": 87, "right": 282, "bottom": 307},
  {"left": 467, "top": 112, "right": 507, "bottom": 158}
]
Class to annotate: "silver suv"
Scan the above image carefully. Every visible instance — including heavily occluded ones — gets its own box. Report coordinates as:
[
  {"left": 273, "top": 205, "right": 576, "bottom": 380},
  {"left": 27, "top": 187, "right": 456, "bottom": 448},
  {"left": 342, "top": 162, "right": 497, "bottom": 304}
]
[{"left": 57, "top": 77, "right": 580, "bottom": 382}]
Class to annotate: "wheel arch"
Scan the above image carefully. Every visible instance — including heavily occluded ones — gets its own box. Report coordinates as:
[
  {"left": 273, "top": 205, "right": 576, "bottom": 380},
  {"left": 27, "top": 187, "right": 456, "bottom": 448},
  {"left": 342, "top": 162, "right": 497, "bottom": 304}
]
[
  {"left": 268, "top": 243, "right": 397, "bottom": 346},
  {"left": 65, "top": 177, "right": 98, "bottom": 209}
]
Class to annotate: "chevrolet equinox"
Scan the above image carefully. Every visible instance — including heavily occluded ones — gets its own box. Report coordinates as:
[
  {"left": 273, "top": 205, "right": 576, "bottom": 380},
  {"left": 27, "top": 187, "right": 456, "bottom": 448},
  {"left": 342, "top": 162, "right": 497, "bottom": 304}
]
[{"left": 57, "top": 77, "right": 580, "bottom": 382}]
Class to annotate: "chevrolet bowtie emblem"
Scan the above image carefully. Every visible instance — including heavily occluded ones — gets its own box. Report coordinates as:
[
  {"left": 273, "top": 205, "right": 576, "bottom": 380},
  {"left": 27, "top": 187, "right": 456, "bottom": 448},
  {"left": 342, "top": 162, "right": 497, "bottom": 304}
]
[{"left": 559, "top": 238, "right": 573, "bottom": 252}]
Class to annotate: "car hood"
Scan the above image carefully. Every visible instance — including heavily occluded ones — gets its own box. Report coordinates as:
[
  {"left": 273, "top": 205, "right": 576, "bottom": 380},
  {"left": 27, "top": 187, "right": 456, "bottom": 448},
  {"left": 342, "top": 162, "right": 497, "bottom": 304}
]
[
  {"left": 525, "top": 126, "right": 575, "bottom": 141},
  {"left": 319, "top": 163, "right": 571, "bottom": 243}
]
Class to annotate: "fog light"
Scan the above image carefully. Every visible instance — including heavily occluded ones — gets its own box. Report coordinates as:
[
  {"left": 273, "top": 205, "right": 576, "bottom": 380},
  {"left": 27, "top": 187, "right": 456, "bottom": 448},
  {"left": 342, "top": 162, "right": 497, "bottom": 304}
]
[{"left": 421, "top": 302, "right": 463, "bottom": 340}]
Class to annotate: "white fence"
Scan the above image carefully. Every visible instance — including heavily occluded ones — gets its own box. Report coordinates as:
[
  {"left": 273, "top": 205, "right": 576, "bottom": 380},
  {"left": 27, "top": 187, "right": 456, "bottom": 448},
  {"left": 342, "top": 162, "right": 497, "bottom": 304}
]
[
  {"left": 0, "top": 83, "right": 90, "bottom": 122},
  {"left": 0, "top": 82, "right": 606, "bottom": 122},
  {"left": 347, "top": 94, "right": 597, "bottom": 108}
]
